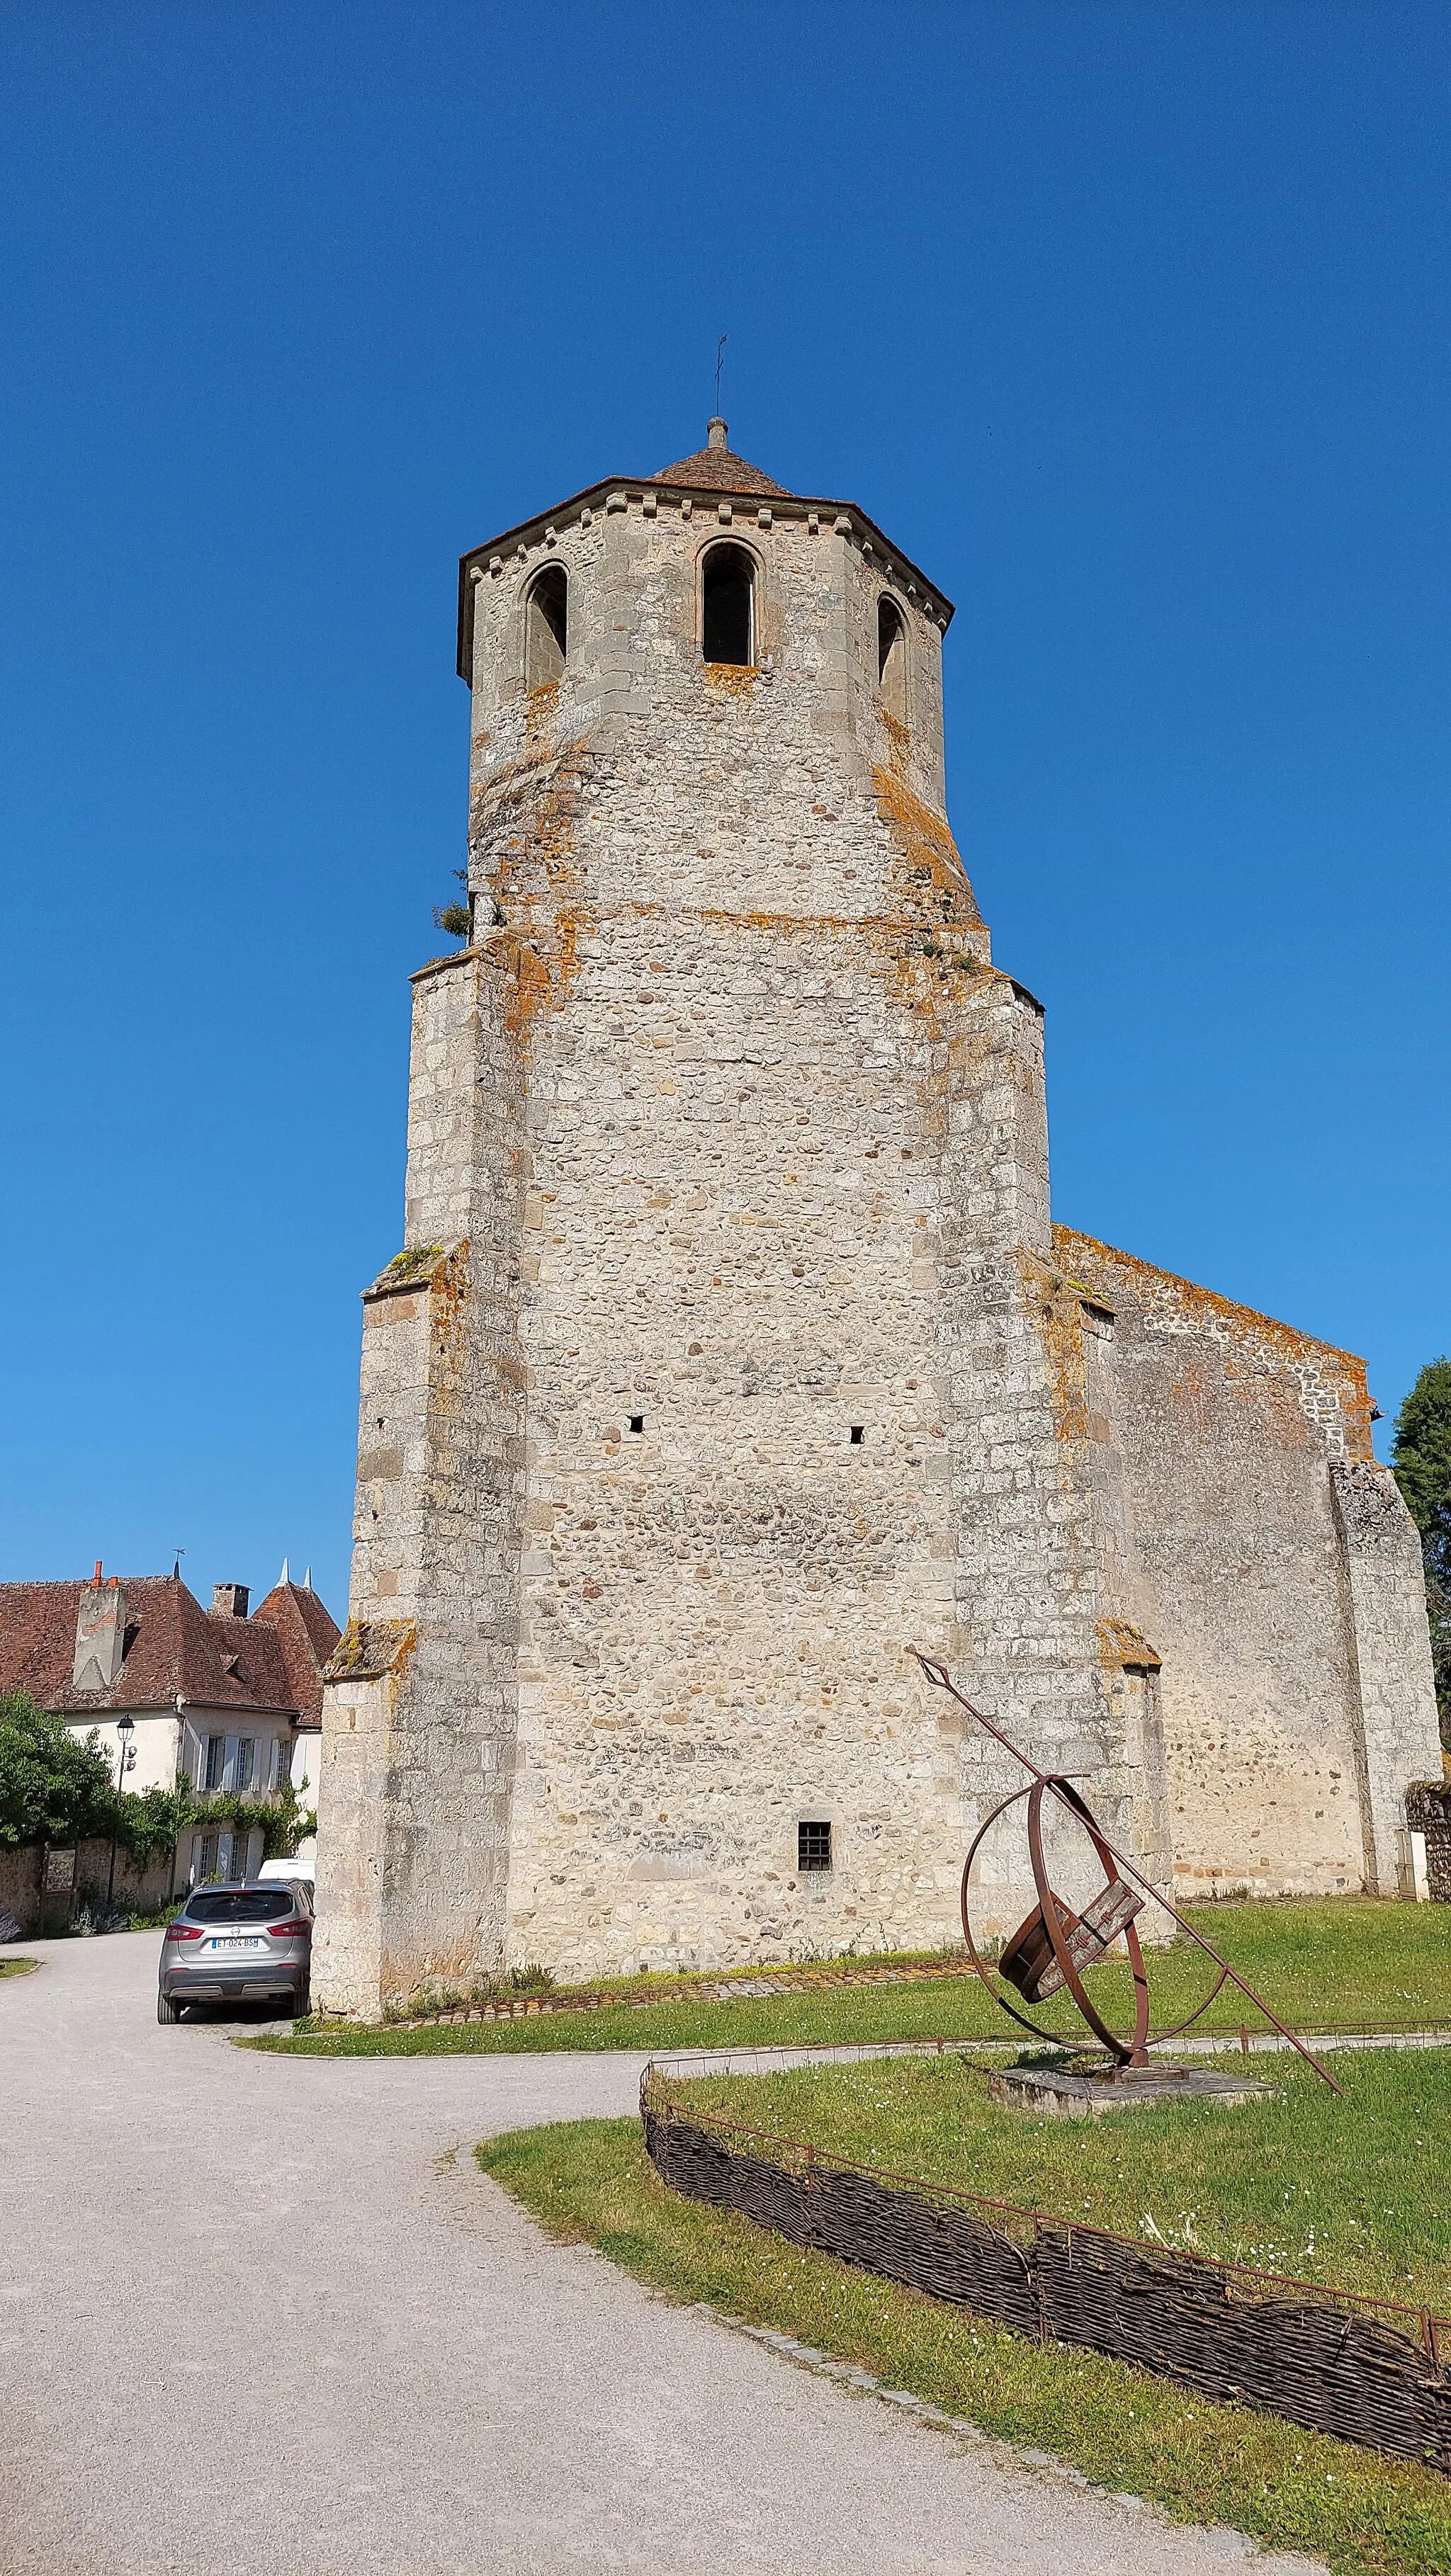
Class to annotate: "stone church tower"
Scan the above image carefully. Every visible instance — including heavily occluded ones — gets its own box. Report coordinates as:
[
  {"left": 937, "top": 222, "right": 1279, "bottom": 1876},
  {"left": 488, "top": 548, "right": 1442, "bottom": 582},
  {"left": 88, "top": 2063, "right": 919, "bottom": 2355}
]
[{"left": 312, "top": 421, "right": 1440, "bottom": 2015}]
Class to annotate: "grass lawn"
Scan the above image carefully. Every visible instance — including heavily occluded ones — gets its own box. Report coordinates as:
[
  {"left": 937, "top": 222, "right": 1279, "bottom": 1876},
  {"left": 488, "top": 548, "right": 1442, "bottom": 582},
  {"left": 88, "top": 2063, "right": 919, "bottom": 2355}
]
[
  {"left": 251, "top": 1898, "right": 1451, "bottom": 2059},
  {"left": 673, "top": 2046, "right": 1451, "bottom": 2309},
  {"left": 0, "top": 1956, "right": 38, "bottom": 1978},
  {"left": 478, "top": 2101, "right": 1451, "bottom": 2576}
]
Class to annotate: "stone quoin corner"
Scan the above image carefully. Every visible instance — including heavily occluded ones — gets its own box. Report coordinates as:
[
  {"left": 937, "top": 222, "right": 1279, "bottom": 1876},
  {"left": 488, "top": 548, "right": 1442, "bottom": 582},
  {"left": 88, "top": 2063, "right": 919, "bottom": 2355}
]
[{"left": 310, "top": 420, "right": 1442, "bottom": 2019}]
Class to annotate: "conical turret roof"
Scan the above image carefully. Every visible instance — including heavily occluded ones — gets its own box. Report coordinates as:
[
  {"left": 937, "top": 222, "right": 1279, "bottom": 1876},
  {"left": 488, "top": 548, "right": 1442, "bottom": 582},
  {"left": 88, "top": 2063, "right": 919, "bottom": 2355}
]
[{"left": 653, "top": 419, "right": 789, "bottom": 497}]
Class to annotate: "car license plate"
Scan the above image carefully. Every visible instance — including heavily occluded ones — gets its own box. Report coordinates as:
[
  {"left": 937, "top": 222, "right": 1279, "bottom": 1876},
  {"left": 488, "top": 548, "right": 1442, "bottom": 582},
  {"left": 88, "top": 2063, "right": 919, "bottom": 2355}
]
[{"left": 211, "top": 1937, "right": 264, "bottom": 1951}]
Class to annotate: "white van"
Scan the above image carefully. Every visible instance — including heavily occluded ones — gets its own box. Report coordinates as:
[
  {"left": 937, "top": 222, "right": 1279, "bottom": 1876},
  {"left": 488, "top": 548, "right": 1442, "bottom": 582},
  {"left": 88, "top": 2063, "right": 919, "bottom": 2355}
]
[{"left": 257, "top": 1856, "right": 315, "bottom": 1899}]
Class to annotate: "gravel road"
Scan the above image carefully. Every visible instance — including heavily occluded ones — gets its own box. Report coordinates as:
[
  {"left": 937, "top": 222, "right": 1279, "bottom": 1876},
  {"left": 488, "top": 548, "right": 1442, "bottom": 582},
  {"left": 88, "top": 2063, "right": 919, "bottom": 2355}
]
[{"left": 0, "top": 1933, "right": 1321, "bottom": 2575}]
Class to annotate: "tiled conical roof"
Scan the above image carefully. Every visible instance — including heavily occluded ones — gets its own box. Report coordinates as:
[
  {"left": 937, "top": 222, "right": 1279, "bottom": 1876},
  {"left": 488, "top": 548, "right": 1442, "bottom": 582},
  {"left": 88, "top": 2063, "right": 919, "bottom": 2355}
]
[{"left": 653, "top": 418, "right": 789, "bottom": 497}]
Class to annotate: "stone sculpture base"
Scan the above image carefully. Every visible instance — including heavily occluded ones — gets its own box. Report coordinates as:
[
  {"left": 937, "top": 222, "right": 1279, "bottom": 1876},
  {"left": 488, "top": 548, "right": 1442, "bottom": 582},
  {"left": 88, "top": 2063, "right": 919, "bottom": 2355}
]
[{"left": 988, "top": 2058, "right": 1275, "bottom": 2118}]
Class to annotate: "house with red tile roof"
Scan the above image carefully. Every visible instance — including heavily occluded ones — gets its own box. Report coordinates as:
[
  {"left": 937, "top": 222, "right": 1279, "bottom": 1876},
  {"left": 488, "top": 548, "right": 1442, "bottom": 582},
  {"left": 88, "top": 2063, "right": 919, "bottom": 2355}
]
[{"left": 0, "top": 1565, "right": 339, "bottom": 1888}]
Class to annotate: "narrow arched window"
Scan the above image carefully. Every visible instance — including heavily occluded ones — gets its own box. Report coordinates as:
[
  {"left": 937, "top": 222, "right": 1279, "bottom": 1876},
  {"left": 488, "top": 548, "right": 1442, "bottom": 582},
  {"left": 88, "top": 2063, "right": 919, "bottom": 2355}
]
[
  {"left": 877, "top": 597, "right": 908, "bottom": 725},
  {"left": 702, "top": 544, "right": 755, "bottom": 666},
  {"left": 525, "top": 565, "right": 568, "bottom": 686}
]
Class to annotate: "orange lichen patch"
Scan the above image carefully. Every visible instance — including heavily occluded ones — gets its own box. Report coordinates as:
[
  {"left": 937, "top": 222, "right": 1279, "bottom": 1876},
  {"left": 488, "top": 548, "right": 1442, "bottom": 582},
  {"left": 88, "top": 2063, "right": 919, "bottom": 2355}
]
[
  {"left": 1018, "top": 1247, "right": 1091, "bottom": 1445},
  {"left": 703, "top": 662, "right": 759, "bottom": 699},
  {"left": 389, "top": 1620, "right": 419, "bottom": 1696},
  {"left": 428, "top": 1239, "right": 473, "bottom": 1398},
  {"left": 470, "top": 737, "right": 587, "bottom": 912},
  {"left": 1054, "top": 1225, "right": 1374, "bottom": 1459},
  {"left": 524, "top": 680, "right": 560, "bottom": 744},
  {"left": 871, "top": 765, "right": 985, "bottom": 935},
  {"left": 691, "top": 903, "right": 883, "bottom": 941},
  {"left": 468, "top": 733, "right": 592, "bottom": 1050},
  {"left": 497, "top": 906, "right": 592, "bottom": 1046},
  {"left": 1097, "top": 1617, "right": 1162, "bottom": 1671},
  {"left": 885, "top": 939, "right": 955, "bottom": 1045}
]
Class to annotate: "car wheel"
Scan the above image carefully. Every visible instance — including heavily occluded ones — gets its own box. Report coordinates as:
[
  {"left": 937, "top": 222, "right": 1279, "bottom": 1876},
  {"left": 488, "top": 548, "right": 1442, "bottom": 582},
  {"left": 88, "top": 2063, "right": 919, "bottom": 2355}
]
[{"left": 157, "top": 1990, "right": 182, "bottom": 2025}]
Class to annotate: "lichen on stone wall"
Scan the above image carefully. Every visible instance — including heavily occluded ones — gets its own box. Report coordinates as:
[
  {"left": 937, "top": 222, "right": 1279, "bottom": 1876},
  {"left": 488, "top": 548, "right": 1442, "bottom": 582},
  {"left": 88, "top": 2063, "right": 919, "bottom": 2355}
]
[
  {"left": 468, "top": 735, "right": 593, "bottom": 1050},
  {"left": 1097, "top": 1617, "right": 1162, "bottom": 1670},
  {"left": 1016, "top": 1247, "right": 1093, "bottom": 1448},
  {"left": 1054, "top": 1225, "right": 1374, "bottom": 1460},
  {"left": 703, "top": 662, "right": 760, "bottom": 700},
  {"left": 470, "top": 737, "right": 587, "bottom": 907},
  {"left": 427, "top": 1239, "right": 473, "bottom": 1405},
  {"left": 324, "top": 1618, "right": 419, "bottom": 1685},
  {"left": 871, "top": 764, "right": 985, "bottom": 938},
  {"left": 375, "top": 1245, "right": 445, "bottom": 1290},
  {"left": 524, "top": 680, "right": 560, "bottom": 744}
]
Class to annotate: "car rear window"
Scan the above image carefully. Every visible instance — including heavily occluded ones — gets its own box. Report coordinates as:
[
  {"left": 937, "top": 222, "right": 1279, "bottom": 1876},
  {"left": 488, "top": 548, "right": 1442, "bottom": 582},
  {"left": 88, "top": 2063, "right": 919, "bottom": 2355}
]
[{"left": 185, "top": 1891, "right": 298, "bottom": 1924}]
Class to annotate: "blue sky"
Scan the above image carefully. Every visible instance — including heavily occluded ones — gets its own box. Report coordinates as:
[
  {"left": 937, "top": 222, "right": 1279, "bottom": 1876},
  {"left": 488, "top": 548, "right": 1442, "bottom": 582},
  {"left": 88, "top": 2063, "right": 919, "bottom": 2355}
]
[{"left": 3, "top": 1, "right": 1447, "bottom": 1618}]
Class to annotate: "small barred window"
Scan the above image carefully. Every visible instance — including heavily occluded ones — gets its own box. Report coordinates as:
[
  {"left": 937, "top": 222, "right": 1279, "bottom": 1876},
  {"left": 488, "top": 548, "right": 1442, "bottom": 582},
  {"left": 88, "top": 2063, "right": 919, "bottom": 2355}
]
[{"left": 797, "top": 1820, "right": 832, "bottom": 1872}]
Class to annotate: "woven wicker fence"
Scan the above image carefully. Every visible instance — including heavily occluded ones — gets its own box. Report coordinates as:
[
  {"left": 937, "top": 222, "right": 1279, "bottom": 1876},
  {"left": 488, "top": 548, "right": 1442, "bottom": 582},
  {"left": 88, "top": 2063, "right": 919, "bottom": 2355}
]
[{"left": 641, "top": 2069, "right": 1451, "bottom": 2470}]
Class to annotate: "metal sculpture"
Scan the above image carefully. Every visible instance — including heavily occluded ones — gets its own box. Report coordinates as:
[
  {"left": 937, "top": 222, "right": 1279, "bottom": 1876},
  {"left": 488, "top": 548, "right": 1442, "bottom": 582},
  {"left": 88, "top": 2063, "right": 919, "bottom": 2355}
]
[{"left": 911, "top": 1649, "right": 1341, "bottom": 2093}]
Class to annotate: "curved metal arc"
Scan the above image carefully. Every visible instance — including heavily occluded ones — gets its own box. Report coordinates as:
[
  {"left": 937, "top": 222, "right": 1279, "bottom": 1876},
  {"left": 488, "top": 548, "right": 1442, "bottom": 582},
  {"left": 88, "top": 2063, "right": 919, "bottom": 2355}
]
[
  {"left": 1033, "top": 1765, "right": 1342, "bottom": 2092},
  {"left": 964, "top": 1766, "right": 1237, "bottom": 2064},
  {"left": 1146, "top": 1963, "right": 1231, "bottom": 2047},
  {"left": 915, "top": 1646, "right": 1343, "bottom": 2096},
  {"left": 960, "top": 1783, "right": 1083, "bottom": 2051},
  {"left": 1027, "top": 1778, "right": 1142, "bottom": 2066},
  {"left": 1049, "top": 1778, "right": 1151, "bottom": 2061}
]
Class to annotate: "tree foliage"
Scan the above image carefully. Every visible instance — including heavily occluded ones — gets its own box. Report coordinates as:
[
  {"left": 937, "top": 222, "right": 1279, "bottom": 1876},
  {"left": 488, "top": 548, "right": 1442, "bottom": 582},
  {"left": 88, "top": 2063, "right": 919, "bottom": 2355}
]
[
  {"left": 0, "top": 1693, "right": 317, "bottom": 1863},
  {"left": 433, "top": 866, "right": 471, "bottom": 940},
  {"left": 1392, "top": 1356, "right": 1451, "bottom": 1577},
  {"left": 1391, "top": 1357, "right": 1451, "bottom": 1741},
  {"left": 145, "top": 1774, "right": 317, "bottom": 1863},
  {"left": 0, "top": 1694, "right": 116, "bottom": 1847}
]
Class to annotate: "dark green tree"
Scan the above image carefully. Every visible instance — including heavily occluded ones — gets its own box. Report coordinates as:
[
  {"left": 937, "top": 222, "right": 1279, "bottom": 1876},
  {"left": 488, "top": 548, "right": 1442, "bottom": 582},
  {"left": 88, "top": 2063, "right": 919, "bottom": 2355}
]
[
  {"left": 1391, "top": 1358, "right": 1451, "bottom": 1744},
  {"left": 0, "top": 1694, "right": 117, "bottom": 1847}
]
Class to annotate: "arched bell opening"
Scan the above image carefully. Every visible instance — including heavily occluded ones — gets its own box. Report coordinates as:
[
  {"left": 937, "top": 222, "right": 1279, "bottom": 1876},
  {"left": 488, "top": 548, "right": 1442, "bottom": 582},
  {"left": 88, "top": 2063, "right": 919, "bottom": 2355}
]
[
  {"left": 525, "top": 564, "right": 568, "bottom": 687},
  {"left": 701, "top": 543, "right": 755, "bottom": 667},
  {"left": 877, "top": 595, "right": 908, "bottom": 725}
]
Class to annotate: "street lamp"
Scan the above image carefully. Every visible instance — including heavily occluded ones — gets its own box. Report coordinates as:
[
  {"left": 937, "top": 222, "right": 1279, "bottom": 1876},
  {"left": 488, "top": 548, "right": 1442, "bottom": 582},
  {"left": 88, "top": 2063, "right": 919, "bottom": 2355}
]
[{"left": 104, "top": 1714, "right": 136, "bottom": 1919}]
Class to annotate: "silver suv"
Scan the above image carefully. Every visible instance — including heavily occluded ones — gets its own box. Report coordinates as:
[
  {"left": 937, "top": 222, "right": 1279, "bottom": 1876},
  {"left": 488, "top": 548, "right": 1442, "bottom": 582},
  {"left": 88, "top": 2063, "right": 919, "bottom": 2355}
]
[{"left": 157, "top": 1882, "right": 313, "bottom": 2022}]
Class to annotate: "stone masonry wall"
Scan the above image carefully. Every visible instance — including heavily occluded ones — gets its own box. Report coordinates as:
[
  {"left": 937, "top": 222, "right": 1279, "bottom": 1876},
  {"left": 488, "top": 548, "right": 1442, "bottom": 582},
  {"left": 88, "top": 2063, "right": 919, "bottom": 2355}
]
[
  {"left": 1329, "top": 1458, "right": 1442, "bottom": 1893},
  {"left": 1051, "top": 1228, "right": 1438, "bottom": 1897}
]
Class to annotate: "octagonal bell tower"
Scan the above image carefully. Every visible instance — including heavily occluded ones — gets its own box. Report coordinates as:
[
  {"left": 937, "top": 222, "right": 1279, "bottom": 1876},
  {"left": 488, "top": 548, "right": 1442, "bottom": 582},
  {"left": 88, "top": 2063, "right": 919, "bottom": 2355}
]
[{"left": 313, "top": 422, "right": 1151, "bottom": 2017}]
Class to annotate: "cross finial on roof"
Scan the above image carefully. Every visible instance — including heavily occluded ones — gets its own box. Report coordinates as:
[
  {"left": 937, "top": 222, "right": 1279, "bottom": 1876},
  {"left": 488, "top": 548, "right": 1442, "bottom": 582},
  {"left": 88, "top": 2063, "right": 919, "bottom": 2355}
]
[{"left": 707, "top": 416, "right": 728, "bottom": 450}]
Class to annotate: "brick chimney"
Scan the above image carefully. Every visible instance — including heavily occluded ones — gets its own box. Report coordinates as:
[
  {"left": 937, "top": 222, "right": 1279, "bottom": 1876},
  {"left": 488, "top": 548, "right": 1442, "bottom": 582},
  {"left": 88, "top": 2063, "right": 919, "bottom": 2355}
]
[
  {"left": 210, "top": 1583, "right": 249, "bottom": 1620},
  {"left": 72, "top": 1570, "right": 126, "bottom": 1692}
]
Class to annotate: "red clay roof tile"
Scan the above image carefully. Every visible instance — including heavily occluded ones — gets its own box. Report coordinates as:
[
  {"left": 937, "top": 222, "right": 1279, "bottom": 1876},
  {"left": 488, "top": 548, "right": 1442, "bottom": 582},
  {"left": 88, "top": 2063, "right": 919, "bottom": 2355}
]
[{"left": 0, "top": 1574, "right": 339, "bottom": 1721}]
